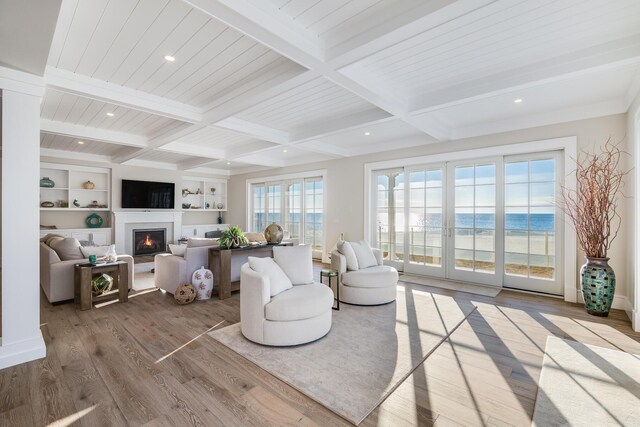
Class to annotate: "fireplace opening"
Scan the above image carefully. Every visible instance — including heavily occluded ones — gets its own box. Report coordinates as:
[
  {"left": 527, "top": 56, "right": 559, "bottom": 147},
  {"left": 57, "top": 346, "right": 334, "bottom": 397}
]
[{"left": 133, "top": 228, "right": 167, "bottom": 256}]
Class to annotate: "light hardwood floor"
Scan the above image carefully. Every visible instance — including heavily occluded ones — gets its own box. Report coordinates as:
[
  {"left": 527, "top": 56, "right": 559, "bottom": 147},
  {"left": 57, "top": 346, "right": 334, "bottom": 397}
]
[{"left": 2, "top": 265, "right": 639, "bottom": 426}]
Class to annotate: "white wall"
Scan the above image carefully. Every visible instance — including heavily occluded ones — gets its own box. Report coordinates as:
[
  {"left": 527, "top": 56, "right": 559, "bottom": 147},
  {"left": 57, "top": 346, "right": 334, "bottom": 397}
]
[
  {"left": 40, "top": 158, "right": 229, "bottom": 229},
  {"left": 227, "top": 114, "right": 631, "bottom": 307},
  {"left": 628, "top": 91, "right": 640, "bottom": 327}
]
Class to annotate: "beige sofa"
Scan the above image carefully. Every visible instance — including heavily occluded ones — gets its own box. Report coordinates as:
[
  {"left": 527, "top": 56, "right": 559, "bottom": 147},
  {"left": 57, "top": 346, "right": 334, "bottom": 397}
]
[{"left": 40, "top": 241, "right": 134, "bottom": 304}]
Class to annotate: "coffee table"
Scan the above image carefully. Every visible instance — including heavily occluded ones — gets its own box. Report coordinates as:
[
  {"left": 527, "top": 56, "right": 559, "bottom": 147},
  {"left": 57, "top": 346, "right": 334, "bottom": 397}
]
[{"left": 74, "top": 261, "right": 129, "bottom": 310}]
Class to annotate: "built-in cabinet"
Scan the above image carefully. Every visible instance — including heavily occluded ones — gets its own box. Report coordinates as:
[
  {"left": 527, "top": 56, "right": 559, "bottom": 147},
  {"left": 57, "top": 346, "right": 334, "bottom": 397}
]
[
  {"left": 39, "top": 228, "right": 112, "bottom": 245},
  {"left": 181, "top": 177, "right": 227, "bottom": 212},
  {"left": 40, "top": 163, "right": 110, "bottom": 211},
  {"left": 180, "top": 224, "right": 229, "bottom": 238}
]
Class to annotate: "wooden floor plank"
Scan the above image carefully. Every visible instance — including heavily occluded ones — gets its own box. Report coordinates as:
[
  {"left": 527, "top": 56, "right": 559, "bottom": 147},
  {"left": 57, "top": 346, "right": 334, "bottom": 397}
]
[{"left": 1, "top": 265, "right": 638, "bottom": 427}]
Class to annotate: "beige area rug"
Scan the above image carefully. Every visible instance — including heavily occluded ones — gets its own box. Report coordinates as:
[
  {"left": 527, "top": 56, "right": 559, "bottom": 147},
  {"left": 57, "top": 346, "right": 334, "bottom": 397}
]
[
  {"left": 532, "top": 336, "right": 640, "bottom": 426},
  {"left": 133, "top": 272, "right": 157, "bottom": 291},
  {"left": 399, "top": 273, "right": 502, "bottom": 297},
  {"left": 209, "top": 286, "right": 477, "bottom": 425}
]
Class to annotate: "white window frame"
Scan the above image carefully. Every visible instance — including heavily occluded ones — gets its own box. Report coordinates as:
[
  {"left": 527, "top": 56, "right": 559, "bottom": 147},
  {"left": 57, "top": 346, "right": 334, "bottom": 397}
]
[
  {"left": 246, "top": 169, "right": 328, "bottom": 262},
  {"left": 364, "top": 137, "right": 578, "bottom": 303}
]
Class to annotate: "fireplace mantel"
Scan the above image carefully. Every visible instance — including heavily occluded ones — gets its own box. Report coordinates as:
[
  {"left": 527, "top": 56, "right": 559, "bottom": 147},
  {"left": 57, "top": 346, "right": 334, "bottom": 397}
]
[{"left": 112, "top": 211, "right": 183, "bottom": 254}]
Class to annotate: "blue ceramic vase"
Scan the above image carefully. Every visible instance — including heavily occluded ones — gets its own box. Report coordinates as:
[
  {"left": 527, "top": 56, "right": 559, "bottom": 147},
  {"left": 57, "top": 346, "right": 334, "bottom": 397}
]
[{"left": 580, "top": 257, "right": 615, "bottom": 317}]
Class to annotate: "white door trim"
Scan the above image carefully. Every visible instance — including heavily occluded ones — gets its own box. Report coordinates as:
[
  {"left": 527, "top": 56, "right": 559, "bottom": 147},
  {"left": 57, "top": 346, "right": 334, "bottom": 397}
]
[{"left": 364, "top": 136, "right": 577, "bottom": 302}]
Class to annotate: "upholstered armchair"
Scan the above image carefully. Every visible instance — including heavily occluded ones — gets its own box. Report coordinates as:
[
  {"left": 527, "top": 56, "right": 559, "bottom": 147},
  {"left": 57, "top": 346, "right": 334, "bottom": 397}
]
[{"left": 240, "top": 245, "right": 333, "bottom": 346}]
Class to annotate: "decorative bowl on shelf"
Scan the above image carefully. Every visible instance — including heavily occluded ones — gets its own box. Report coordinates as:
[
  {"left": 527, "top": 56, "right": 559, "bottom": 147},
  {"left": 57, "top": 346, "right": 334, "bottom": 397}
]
[
  {"left": 182, "top": 203, "right": 191, "bottom": 209},
  {"left": 40, "top": 201, "right": 54, "bottom": 208},
  {"left": 40, "top": 177, "right": 55, "bottom": 188},
  {"left": 216, "top": 202, "right": 224, "bottom": 209},
  {"left": 83, "top": 180, "right": 95, "bottom": 189}
]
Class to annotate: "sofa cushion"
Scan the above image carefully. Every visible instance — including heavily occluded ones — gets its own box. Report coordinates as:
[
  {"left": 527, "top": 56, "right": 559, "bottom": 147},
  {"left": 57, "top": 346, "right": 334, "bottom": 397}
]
[
  {"left": 80, "top": 244, "right": 115, "bottom": 258},
  {"left": 40, "top": 233, "right": 64, "bottom": 243},
  {"left": 248, "top": 256, "right": 292, "bottom": 296},
  {"left": 49, "top": 237, "right": 84, "bottom": 261},
  {"left": 337, "top": 240, "right": 359, "bottom": 271},
  {"left": 168, "top": 243, "right": 187, "bottom": 256},
  {"left": 341, "top": 265, "right": 399, "bottom": 289},
  {"left": 187, "top": 237, "right": 218, "bottom": 248},
  {"left": 349, "top": 240, "right": 378, "bottom": 269},
  {"left": 265, "top": 283, "right": 333, "bottom": 321},
  {"left": 273, "top": 245, "right": 314, "bottom": 285}
]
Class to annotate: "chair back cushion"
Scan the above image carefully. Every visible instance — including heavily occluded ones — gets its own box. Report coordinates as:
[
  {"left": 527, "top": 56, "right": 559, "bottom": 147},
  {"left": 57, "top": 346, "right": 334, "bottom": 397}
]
[
  {"left": 337, "top": 240, "right": 359, "bottom": 270},
  {"left": 273, "top": 245, "right": 314, "bottom": 285},
  {"left": 350, "top": 240, "right": 378, "bottom": 269},
  {"left": 248, "top": 256, "right": 292, "bottom": 296},
  {"left": 49, "top": 237, "right": 84, "bottom": 260},
  {"left": 168, "top": 243, "right": 187, "bottom": 256}
]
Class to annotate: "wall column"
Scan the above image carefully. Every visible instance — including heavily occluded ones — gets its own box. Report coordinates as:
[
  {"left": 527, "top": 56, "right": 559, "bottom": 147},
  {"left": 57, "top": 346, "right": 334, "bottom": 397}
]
[{"left": 0, "top": 68, "right": 46, "bottom": 368}]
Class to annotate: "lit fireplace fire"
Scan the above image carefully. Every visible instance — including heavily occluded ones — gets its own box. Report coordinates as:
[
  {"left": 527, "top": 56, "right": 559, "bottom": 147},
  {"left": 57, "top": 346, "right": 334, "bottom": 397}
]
[
  {"left": 133, "top": 228, "right": 166, "bottom": 256},
  {"left": 143, "top": 234, "right": 154, "bottom": 247}
]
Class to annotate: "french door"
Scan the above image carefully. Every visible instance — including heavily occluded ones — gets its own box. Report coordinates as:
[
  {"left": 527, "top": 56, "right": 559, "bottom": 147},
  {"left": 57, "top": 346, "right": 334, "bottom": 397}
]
[{"left": 371, "top": 152, "right": 562, "bottom": 294}]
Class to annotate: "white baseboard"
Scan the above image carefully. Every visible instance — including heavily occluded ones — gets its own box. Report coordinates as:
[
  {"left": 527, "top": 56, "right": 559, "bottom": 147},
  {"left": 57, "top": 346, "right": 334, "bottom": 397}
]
[
  {"left": 576, "top": 292, "right": 633, "bottom": 320},
  {"left": 0, "top": 333, "right": 46, "bottom": 370}
]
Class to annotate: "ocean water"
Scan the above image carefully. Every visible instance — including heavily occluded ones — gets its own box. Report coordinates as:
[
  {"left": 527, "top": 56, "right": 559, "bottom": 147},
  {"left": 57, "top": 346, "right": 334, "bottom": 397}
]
[{"left": 407, "top": 213, "right": 554, "bottom": 230}]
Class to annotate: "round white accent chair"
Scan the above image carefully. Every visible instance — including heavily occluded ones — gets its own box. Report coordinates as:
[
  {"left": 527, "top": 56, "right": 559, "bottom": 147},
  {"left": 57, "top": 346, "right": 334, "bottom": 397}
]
[
  {"left": 331, "top": 247, "right": 398, "bottom": 305},
  {"left": 240, "top": 245, "right": 334, "bottom": 346}
]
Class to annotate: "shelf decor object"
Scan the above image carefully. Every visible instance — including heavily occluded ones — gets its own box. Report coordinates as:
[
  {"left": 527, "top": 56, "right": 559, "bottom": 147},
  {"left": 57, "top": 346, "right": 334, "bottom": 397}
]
[
  {"left": 40, "top": 177, "right": 55, "bottom": 188},
  {"left": 41, "top": 201, "right": 54, "bottom": 208},
  {"left": 85, "top": 213, "right": 104, "bottom": 228},
  {"left": 83, "top": 180, "right": 95, "bottom": 189},
  {"left": 264, "top": 223, "right": 284, "bottom": 244}
]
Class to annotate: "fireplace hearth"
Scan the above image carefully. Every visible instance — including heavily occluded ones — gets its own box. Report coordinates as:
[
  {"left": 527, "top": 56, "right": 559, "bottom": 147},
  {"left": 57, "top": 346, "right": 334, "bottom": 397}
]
[{"left": 133, "top": 228, "right": 166, "bottom": 256}]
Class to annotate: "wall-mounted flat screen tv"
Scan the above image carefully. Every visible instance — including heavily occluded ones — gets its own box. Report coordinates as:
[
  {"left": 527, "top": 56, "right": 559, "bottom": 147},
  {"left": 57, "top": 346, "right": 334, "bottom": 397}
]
[{"left": 121, "top": 179, "right": 175, "bottom": 209}]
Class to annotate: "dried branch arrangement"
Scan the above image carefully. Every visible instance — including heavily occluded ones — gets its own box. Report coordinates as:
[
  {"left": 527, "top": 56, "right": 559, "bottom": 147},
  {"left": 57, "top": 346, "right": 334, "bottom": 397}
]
[{"left": 560, "top": 138, "right": 630, "bottom": 258}]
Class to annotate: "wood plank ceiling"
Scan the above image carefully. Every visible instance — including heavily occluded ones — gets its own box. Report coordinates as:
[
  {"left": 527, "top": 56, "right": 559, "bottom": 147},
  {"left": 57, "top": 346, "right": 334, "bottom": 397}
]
[{"left": 28, "top": 0, "right": 640, "bottom": 175}]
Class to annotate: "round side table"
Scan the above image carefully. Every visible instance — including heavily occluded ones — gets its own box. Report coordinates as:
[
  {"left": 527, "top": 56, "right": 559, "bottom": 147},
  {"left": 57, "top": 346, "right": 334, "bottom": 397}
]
[{"left": 320, "top": 269, "right": 339, "bottom": 310}]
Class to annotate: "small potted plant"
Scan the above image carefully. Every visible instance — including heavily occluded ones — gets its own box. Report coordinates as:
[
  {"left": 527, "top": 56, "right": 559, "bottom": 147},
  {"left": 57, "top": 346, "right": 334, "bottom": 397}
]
[
  {"left": 219, "top": 226, "right": 248, "bottom": 249},
  {"left": 560, "top": 138, "right": 630, "bottom": 316}
]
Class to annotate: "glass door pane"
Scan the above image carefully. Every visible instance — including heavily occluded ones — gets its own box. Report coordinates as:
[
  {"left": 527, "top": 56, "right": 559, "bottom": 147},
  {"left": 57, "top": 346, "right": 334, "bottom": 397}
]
[
  {"left": 372, "top": 169, "right": 404, "bottom": 269},
  {"left": 266, "top": 183, "right": 281, "bottom": 227},
  {"left": 405, "top": 167, "right": 444, "bottom": 277},
  {"left": 504, "top": 155, "right": 561, "bottom": 294},
  {"left": 251, "top": 184, "right": 266, "bottom": 232},
  {"left": 284, "top": 181, "right": 302, "bottom": 239},
  {"left": 448, "top": 162, "right": 499, "bottom": 286},
  {"left": 304, "top": 178, "right": 323, "bottom": 255}
]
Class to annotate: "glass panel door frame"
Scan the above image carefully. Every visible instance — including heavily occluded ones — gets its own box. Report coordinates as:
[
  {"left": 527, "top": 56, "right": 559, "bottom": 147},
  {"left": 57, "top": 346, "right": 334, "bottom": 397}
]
[
  {"left": 446, "top": 157, "right": 504, "bottom": 287},
  {"left": 371, "top": 168, "right": 405, "bottom": 272}
]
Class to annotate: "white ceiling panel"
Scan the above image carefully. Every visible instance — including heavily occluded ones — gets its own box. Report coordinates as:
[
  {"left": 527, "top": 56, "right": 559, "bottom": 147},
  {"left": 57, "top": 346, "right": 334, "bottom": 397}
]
[
  {"left": 233, "top": 145, "right": 335, "bottom": 167},
  {"left": 345, "top": 0, "right": 640, "bottom": 101},
  {"left": 414, "top": 64, "right": 639, "bottom": 139},
  {"left": 40, "top": 132, "right": 139, "bottom": 157},
  {"left": 236, "top": 77, "right": 380, "bottom": 132},
  {"left": 40, "top": 89, "right": 188, "bottom": 136},
  {"left": 137, "top": 150, "right": 208, "bottom": 164},
  {"left": 47, "top": 0, "right": 301, "bottom": 107}
]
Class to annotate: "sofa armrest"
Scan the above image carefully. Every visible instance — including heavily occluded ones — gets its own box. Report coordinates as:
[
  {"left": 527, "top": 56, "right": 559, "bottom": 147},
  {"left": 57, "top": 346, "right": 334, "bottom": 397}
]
[
  {"left": 154, "top": 253, "right": 187, "bottom": 294},
  {"left": 372, "top": 248, "right": 384, "bottom": 266},
  {"left": 331, "top": 250, "right": 347, "bottom": 275},
  {"left": 240, "top": 263, "right": 271, "bottom": 343}
]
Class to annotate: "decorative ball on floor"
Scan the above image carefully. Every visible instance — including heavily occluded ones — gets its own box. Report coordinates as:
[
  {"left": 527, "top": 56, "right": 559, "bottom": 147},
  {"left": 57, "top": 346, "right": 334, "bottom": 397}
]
[{"left": 174, "top": 284, "right": 197, "bottom": 304}]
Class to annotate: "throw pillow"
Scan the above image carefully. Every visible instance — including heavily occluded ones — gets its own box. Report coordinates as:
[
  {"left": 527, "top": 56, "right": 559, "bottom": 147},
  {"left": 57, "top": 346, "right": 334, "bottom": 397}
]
[
  {"left": 40, "top": 233, "right": 64, "bottom": 243},
  {"left": 273, "top": 245, "right": 314, "bottom": 285},
  {"left": 80, "top": 244, "right": 115, "bottom": 258},
  {"left": 168, "top": 243, "right": 187, "bottom": 256},
  {"left": 350, "top": 240, "right": 378, "bottom": 269},
  {"left": 49, "top": 237, "right": 83, "bottom": 261},
  {"left": 186, "top": 237, "right": 218, "bottom": 248},
  {"left": 337, "top": 240, "right": 359, "bottom": 271},
  {"left": 248, "top": 256, "right": 293, "bottom": 296},
  {"left": 245, "top": 232, "right": 266, "bottom": 243},
  {"left": 45, "top": 235, "right": 65, "bottom": 247}
]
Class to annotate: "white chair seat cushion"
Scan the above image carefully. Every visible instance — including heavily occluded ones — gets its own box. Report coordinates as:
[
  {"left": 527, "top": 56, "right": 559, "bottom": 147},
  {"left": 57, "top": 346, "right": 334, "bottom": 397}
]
[
  {"left": 341, "top": 265, "right": 399, "bottom": 288},
  {"left": 265, "top": 283, "right": 333, "bottom": 322}
]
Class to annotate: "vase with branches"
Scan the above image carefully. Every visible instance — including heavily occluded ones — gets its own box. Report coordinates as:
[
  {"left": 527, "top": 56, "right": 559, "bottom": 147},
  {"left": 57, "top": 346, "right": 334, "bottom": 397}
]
[{"left": 560, "top": 138, "right": 630, "bottom": 316}]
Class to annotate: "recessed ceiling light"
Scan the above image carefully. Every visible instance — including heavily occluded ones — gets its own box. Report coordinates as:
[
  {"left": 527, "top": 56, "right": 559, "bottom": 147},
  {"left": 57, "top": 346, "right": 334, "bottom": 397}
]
[
  {"left": 77, "top": 140, "right": 85, "bottom": 145},
  {"left": 226, "top": 162, "right": 231, "bottom": 165},
  {"left": 364, "top": 131, "right": 371, "bottom": 136},
  {"left": 106, "top": 112, "right": 115, "bottom": 117},
  {"left": 283, "top": 149, "right": 288, "bottom": 153},
  {"left": 164, "top": 55, "right": 176, "bottom": 62},
  {"left": 514, "top": 98, "right": 523, "bottom": 104}
]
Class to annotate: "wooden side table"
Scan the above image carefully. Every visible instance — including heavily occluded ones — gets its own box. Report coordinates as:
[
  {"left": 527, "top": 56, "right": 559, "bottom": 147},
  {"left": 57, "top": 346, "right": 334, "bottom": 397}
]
[
  {"left": 74, "top": 261, "right": 129, "bottom": 310},
  {"left": 320, "top": 269, "right": 340, "bottom": 310}
]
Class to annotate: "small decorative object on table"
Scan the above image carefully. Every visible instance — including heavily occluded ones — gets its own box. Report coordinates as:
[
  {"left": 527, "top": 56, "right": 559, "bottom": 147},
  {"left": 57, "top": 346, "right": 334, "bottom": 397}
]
[
  {"left": 83, "top": 180, "right": 95, "bottom": 189},
  {"left": 91, "top": 273, "right": 113, "bottom": 295},
  {"left": 105, "top": 245, "right": 117, "bottom": 263},
  {"left": 192, "top": 266, "right": 213, "bottom": 300},
  {"left": 73, "top": 199, "right": 80, "bottom": 207},
  {"left": 219, "top": 225, "right": 248, "bottom": 249},
  {"left": 560, "top": 138, "right": 630, "bottom": 317},
  {"left": 88, "top": 255, "right": 97, "bottom": 265},
  {"left": 174, "top": 284, "right": 197, "bottom": 304},
  {"left": 320, "top": 269, "right": 340, "bottom": 310},
  {"left": 40, "top": 177, "right": 55, "bottom": 188},
  {"left": 264, "top": 222, "right": 284, "bottom": 244},
  {"left": 41, "top": 201, "right": 55, "bottom": 208},
  {"left": 85, "top": 213, "right": 104, "bottom": 228}
]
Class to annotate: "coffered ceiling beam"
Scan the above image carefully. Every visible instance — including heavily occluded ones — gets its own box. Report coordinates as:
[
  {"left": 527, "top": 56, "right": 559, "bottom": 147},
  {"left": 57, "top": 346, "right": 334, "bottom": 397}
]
[
  {"left": 213, "top": 118, "right": 289, "bottom": 145},
  {"left": 289, "top": 109, "right": 393, "bottom": 143},
  {"left": 176, "top": 157, "right": 219, "bottom": 171},
  {"left": 45, "top": 66, "right": 202, "bottom": 123},
  {"left": 41, "top": 147, "right": 113, "bottom": 164},
  {"left": 155, "top": 143, "right": 227, "bottom": 162},
  {"left": 40, "top": 119, "right": 148, "bottom": 148}
]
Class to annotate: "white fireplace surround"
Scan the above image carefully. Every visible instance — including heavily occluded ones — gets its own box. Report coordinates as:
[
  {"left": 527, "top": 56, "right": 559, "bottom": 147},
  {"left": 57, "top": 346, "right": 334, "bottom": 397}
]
[{"left": 112, "top": 211, "right": 183, "bottom": 255}]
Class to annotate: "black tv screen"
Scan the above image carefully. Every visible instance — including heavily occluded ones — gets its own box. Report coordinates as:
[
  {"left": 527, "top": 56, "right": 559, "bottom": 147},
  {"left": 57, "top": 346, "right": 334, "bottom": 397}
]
[{"left": 121, "top": 179, "right": 175, "bottom": 209}]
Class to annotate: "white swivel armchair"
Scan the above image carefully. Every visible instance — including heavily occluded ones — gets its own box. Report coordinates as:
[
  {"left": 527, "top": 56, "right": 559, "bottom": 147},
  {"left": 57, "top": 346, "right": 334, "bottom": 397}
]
[{"left": 240, "top": 245, "right": 334, "bottom": 346}]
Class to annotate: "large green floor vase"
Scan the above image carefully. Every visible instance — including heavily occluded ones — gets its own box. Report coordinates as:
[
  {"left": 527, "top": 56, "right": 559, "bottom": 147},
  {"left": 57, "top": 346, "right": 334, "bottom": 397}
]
[{"left": 580, "top": 257, "right": 615, "bottom": 317}]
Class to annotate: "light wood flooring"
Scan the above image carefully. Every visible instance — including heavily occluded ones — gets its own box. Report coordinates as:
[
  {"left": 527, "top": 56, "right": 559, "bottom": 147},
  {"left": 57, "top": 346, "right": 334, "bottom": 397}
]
[{"left": 1, "top": 264, "right": 639, "bottom": 426}]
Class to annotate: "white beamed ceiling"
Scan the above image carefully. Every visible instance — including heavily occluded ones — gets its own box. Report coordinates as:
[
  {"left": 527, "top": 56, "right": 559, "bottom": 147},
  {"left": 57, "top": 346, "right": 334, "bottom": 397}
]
[{"left": 22, "top": 0, "right": 640, "bottom": 175}]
